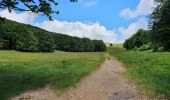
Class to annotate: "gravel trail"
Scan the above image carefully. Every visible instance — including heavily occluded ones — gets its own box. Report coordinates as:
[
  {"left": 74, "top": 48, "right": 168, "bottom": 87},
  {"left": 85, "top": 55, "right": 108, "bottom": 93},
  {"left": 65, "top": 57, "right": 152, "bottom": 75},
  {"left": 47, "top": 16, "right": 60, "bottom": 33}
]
[{"left": 12, "top": 59, "right": 150, "bottom": 100}]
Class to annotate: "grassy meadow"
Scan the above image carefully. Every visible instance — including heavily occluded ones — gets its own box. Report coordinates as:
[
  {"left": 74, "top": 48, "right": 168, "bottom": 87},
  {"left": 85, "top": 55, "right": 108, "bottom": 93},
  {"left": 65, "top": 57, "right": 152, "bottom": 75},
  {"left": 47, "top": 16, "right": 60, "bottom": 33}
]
[
  {"left": 108, "top": 47, "right": 170, "bottom": 99},
  {"left": 0, "top": 50, "right": 105, "bottom": 100}
]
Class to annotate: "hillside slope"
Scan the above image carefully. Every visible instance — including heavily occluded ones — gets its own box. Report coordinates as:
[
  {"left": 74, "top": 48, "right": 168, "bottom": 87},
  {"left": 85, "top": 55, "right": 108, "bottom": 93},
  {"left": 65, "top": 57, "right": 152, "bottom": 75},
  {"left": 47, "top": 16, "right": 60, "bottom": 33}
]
[{"left": 0, "top": 18, "right": 106, "bottom": 52}]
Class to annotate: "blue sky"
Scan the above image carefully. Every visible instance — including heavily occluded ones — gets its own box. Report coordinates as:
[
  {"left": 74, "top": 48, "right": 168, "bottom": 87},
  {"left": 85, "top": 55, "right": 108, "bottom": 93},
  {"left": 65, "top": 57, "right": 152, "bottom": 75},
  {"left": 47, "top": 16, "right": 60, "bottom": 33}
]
[
  {"left": 0, "top": 0, "right": 155, "bottom": 43},
  {"left": 37, "top": 0, "right": 139, "bottom": 29}
]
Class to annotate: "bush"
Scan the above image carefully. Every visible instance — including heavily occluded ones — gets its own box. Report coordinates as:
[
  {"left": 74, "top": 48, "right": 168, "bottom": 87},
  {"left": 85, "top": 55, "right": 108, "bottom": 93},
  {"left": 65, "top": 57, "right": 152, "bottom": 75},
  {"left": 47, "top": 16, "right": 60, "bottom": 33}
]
[
  {"left": 138, "top": 43, "right": 152, "bottom": 51},
  {"left": 133, "top": 47, "right": 138, "bottom": 51}
]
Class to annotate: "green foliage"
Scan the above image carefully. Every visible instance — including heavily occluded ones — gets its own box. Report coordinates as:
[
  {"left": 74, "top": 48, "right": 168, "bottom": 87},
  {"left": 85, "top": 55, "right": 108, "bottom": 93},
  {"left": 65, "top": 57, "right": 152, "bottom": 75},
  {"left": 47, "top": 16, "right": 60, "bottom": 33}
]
[
  {"left": 110, "top": 43, "right": 113, "bottom": 47},
  {"left": 0, "top": 20, "right": 17, "bottom": 49},
  {"left": 138, "top": 43, "right": 152, "bottom": 51},
  {"left": 52, "top": 33, "right": 105, "bottom": 52},
  {"left": 82, "top": 38, "right": 94, "bottom": 52},
  {"left": 34, "top": 32, "right": 55, "bottom": 52},
  {"left": 150, "top": 0, "right": 170, "bottom": 51},
  {"left": 93, "top": 40, "right": 107, "bottom": 52},
  {"left": 0, "top": 50, "right": 104, "bottom": 100},
  {"left": 15, "top": 29, "right": 38, "bottom": 52},
  {"left": 0, "top": 0, "right": 78, "bottom": 20},
  {"left": 0, "top": 38, "right": 4, "bottom": 49},
  {"left": 123, "top": 29, "right": 151, "bottom": 50},
  {"left": 0, "top": 38, "right": 9, "bottom": 49},
  {"left": 108, "top": 47, "right": 170, "bottom": 99},
  {"left": 0, "top": 19, "right": 106, "bottom": 52},
  {"left": 68, "top": 37, "right": 84, "bottom": 52},
  {"left": 124, "top": 0, "right": 170, "bottom": 51},
  {"left": 52, "top": 33, "right": 71, "bottom": 51}
]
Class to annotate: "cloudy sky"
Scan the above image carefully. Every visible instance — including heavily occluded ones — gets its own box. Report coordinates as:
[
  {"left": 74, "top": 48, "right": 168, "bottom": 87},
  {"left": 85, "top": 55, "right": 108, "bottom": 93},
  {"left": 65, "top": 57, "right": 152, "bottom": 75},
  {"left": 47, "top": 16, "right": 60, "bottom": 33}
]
[{"left": 0, "top": 0, "right": 155, "bottom": 43}]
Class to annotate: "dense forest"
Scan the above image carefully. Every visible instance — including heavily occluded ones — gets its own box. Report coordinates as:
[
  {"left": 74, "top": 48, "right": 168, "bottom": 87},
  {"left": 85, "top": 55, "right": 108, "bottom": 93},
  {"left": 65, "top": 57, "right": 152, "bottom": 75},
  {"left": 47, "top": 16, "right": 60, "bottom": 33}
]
[
  {"left": 124, "top": 0, "right": 170, "bottom": 51},
  {"left": 0, "top": 19, "right": 106, "bottom": 52}
]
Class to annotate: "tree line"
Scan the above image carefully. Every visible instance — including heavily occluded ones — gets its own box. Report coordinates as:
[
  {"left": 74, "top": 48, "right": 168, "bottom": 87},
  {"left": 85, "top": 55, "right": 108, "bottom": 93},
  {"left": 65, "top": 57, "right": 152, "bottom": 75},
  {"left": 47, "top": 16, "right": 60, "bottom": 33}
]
[
  {"left": 123, "top": 29, "right": 152, "bottom": 51},
  {"left": 0, "top": 19, "right": 106, "bottom": 52},
  {"left": 124, "top": 0, "right": 170, "bottom": 51}
]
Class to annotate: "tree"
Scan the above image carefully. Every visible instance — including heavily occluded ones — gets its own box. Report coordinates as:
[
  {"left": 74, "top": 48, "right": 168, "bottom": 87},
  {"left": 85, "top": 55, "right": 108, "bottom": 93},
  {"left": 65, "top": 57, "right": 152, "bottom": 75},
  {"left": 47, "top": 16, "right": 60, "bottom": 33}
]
[
  {"left": 0, "top": 21, "right": 24, "bottom": 49},
  {"left": 0, "top": 38, "right": 9, "bottom": 49},
  {"left": 0, "top": 18, "right": 107, "bottom": 52},
  {"left": 110, "top": 43, "right": 113, "bottom": 47},
  {"left": 52, "top": 33, "right": 71, "bottom": 51},
  {"left": 15, "top": 31, "right": 37, "bottom": 52},
  {"left": 123, "top": 29, "right": 151, "bottom": 50},
  {"left": 69, "top": 37, "right": 84, "bottom": 52},
  {"left": 0, "top": 0, "right": 78, "bottom": 20},
  {"left": 82, "top": 38, "right": 94, "bottom": 52},
  {"left": 34, "top": 31, "right": 55, "bottom": 52},
  {"left": 93, "top": 40, "right": 106, "bottom": 52},
  {"left": 150, "top": 0, "right": 170, "bottom": 50}
]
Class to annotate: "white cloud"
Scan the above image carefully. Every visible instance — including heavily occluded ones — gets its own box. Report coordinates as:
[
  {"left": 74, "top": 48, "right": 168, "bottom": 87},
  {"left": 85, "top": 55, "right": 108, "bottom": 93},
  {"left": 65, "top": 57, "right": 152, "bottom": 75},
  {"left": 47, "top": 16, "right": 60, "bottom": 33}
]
[
  {"left": 0, "top": 9, "right": 36, "bottom": 24},
  {"left": 120, "top": 0, "right": 155, "bottom": 19},
  {"left": 81, "top": 0, "right": 99, "bottom": 7},
  {"left": 36, "top": 20, "right": 116, "bottom": 43},
  {"left": 0, "top": 9, "right": 149, "bottom": 43},
  {"left": 0, "top": 9, "right": 116, "bottom": 43},
  {"left": 117, "top": 18, "right": 148, "bottom": 42}
]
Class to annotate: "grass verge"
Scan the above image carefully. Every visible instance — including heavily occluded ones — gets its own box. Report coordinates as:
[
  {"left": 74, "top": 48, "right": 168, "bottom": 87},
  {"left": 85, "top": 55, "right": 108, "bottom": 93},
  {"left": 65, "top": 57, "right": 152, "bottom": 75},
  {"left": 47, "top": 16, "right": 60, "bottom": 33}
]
[
  {"left": 107, "top": 47, "right": 170, "bottom": 99},
  {"left": 0, "top": 50, "right": 105, "bottom": 100}
]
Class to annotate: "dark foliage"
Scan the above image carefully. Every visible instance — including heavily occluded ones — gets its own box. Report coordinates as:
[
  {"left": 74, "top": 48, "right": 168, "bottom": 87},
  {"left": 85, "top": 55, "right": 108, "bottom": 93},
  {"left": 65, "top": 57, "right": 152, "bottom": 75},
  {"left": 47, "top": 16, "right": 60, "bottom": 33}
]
[
  {"left": 0, "top": 18, "right": 106, "bottom": 52},
  {"left": 124, "top": 0, "right": 170, "bottom": 51},
  {"left": 15, "top": 28, "right": 38, "bottom": 52},
  {"left": 149, "top": 0, "right": 170, "bottom": 51},
  {"left": 0, "top": 20, "right": 20, "bottom": 49},
  {"left": 110, "top": 43, "right": 113, "bottom": 47},
  {"left": 123, "top": 29, "right": 151, "bottom": 50},
  {"left": 82, "top": 38, "right": 94, "bottom": 52},
  {"left": 0, "top": 0, "right": 78, "bottom": 20},
  {"left": 93, "top": 40, "right": 107, "bottom": 52},
  {"left": 68, "top": 37, "right": 84, "bottom": 52},
  {"left": 34, "top": 32, "right": 55, "bottom": 52}
]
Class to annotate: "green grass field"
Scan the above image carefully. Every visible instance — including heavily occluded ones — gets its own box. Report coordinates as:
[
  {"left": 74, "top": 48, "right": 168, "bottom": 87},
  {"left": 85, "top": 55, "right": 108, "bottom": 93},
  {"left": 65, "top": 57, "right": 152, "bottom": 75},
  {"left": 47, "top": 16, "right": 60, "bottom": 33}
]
[
  {"left": 108, "top": 47, "right": 170, "bottom": 99},
  {"left": 0, "top": 50, "right": 105, "bottom": 100}
]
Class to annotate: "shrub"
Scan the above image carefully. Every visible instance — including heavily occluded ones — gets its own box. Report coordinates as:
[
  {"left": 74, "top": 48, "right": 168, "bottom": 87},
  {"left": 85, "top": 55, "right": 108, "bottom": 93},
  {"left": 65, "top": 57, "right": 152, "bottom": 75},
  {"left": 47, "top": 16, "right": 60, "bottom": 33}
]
[{"left": 138, "top": 43, "right": 152, "bottom": 51}]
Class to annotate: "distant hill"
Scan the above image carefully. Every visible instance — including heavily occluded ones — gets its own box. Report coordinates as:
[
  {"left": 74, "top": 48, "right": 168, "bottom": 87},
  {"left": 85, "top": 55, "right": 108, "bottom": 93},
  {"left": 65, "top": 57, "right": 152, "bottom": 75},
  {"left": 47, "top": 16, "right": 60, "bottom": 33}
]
[{"left": 0, "top": 18, "right": 106, "bottom": 52}]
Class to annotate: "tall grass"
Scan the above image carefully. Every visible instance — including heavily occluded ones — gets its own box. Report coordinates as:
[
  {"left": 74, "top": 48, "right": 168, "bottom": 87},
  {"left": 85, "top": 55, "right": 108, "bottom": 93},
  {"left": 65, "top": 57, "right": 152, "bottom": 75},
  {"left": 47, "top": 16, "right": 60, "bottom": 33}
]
[{"left": 108, "top": 47, "right": 170, "bottom": 99}]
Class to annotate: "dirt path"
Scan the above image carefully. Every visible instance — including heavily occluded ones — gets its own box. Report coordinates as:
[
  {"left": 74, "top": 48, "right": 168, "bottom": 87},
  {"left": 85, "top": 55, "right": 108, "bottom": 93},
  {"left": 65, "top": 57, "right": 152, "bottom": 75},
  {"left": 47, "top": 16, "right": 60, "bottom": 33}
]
[{"left": 12, "top": 59, "right": 150, "bottom": 100}]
